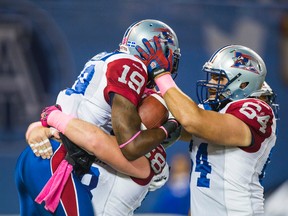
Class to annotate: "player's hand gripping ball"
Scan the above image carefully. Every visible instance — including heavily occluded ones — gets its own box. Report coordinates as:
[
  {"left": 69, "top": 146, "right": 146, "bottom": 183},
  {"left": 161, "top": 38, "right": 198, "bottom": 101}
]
[{"left": 138, "top": 93, "right": 169, "bottom": 129}]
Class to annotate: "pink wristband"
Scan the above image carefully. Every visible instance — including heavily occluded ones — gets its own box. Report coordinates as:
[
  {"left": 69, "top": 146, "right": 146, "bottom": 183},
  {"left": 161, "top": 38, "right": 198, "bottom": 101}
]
[
  {"left": 159, "top": 126, "right": 168, "bottom": 139},
  {"left": 155, "top": 74, "right": 177, "bottom": 96},
  {"left": 119, "top": 131, "right": 141, "bottom": 149},
  {"left": 47, "top": 110, "right": 73, "bottom": 134},
  {"left": 26, "top": 121, "right": 42, "bottom": 140}
]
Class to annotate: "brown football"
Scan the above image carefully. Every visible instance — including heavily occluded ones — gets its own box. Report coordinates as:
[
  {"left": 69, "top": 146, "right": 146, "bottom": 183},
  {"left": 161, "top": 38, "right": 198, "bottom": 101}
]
[{"left": 138, "top": 93, "right": 169, "bottom": 129}]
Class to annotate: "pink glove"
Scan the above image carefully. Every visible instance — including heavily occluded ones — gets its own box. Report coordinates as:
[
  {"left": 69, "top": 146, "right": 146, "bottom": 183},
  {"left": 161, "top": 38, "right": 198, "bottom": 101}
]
[{"left": 41, "top": 104, "right": 62, "bottom": 127}]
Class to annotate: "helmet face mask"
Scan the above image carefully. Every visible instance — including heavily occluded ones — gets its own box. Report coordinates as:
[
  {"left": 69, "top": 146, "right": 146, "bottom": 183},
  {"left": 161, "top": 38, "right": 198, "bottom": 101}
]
[
  {"left": 197, "top": 45, "right": 267, "bottom": 110},
  {"left": 119, "top": 19, "right": 181, "bottom": 88}
]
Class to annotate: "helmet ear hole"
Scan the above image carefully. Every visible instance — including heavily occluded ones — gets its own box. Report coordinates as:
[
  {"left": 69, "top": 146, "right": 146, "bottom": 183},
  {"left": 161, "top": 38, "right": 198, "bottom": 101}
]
[{"left": 240, "top": 82, "right": 249, "bottom": 89}]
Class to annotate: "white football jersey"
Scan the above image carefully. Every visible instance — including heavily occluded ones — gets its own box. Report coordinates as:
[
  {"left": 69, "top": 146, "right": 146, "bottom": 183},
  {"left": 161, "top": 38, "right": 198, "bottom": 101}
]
[
  {"left": 190, "top": 98, "right": 277, "bottom": 216},
  {"left": 57, "top": 51, "right": 147, "bottom": 133},
  {"left": 56, "top": 51, "right": 152, "bottom": 215}
]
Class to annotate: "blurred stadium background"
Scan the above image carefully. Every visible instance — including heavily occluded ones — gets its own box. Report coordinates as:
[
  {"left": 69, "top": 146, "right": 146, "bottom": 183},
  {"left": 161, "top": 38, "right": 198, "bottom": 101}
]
[{"left": 0, "top": 0, "right": 288, "bottom": 215}]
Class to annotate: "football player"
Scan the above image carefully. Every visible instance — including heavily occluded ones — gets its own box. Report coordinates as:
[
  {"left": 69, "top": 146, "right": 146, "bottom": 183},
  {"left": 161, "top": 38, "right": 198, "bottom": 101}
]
[
  {"left": 15, "top": 19, "right": 180, "bottom": 216},
  {"left": 139, "top": 42, "right": 277, "bottom": 215}
]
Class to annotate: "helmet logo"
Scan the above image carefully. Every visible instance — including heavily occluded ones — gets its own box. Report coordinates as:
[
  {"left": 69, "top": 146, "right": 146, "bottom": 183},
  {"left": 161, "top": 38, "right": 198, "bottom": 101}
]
[
  {"left": 155, "top": 28, "right": 175, "bottom": 46},
  {"left": 231, "top": 51, "right": 259, "bottom": 74},
  {"left": 127, "top": 40, "right": 136, "bottom": 48},
  {"left": 150, "top": 61, "right": 157, "bottom": 69},
  {"left": 121, "top": 36, "right": 136, "bottom": 48}
]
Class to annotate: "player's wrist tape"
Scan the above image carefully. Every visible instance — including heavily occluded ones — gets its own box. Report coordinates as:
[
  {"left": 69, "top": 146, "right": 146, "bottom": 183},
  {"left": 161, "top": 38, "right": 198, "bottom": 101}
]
[
  {"left": 119, "top": 131, "right": 141, "bottom": 149},
  {"left": 47, "top": 110, "right": 73, "bottom": 134},
  {"left": 26, "top": 121, "right": 42, "bottom": 140},
  {"left": 155, "top": 74, "right": 177, "bottom": 96}
]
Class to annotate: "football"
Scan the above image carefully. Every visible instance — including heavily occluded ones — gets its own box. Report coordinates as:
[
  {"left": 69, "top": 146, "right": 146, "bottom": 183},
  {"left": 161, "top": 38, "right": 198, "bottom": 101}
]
[{"left": 138, "top": 93, "right": 169, "bottom": 129}]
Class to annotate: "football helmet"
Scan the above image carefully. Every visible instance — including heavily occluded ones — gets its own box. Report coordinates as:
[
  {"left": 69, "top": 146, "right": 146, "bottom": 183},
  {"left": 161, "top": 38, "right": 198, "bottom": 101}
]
[
  {"left": 119, "top": 19, "right": 181, "bottom": 88},
  {"left": 197, "top": 45, "right": 267, "bottom": 110},
  {"left": 251, "top": 81, "right": 280, "bottom": 120}
]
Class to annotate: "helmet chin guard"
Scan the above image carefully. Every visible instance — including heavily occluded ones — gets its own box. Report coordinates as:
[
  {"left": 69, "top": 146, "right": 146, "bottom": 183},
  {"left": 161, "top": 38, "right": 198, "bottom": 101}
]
[
  {"left": 119, "top": 19, "right": 181, "bottom": 88},
  {"left": 197, "top": 45, "right": 267, "bottom": 110}
]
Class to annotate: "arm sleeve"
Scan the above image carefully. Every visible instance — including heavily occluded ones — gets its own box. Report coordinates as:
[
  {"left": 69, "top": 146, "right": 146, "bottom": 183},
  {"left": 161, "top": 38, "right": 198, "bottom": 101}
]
[
  {"left": 225, "top": 99, "right": 274, "bottom": 152},
  {"left": 104, "top": 56, "right": 148, "bottom": 107}
]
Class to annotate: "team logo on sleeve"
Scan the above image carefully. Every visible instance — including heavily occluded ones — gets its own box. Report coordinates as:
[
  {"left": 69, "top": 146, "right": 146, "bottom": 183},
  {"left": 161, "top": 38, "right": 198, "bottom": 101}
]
[{"left": 231, "top": 51, "right": 259, "bottom": 74}]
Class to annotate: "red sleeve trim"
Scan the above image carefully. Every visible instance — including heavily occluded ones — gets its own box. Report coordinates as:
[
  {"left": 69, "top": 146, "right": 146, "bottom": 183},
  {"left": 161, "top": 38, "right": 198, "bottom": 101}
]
[
  {"left": 225, "top": 99, "right": 274, "bottom": 153},
  {"left": 103, "top": 57, "right": 147, "bottom": 107},
  {"left": 130, "top": 167, "right": 154, "bottom": 186}
]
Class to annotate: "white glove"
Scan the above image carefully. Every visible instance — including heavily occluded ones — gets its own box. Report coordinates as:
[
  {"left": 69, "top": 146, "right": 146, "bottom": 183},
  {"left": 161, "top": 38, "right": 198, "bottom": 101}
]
[{"left": 148, "top": 162, "right": 170, "bottom": 191}]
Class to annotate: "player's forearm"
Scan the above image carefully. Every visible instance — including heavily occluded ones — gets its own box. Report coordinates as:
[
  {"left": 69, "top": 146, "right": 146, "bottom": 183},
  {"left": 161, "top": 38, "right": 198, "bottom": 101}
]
[
  {"left": 155, "top": 75, "right": 204, "bottom": 136},
  {"left": 163, "top": 88, "right": 251, "bottom": 147},
  {"left": 119, "top": 127, "right": 167, "bottom": 161},
  {"left": 163, "top": 88, "right": 201, "bottom": 132},
  {"left": 63, "top": 118, "right": 150, "bottom": 178},
  {"left": 31, "top": 113, "right": 150, "bottom": 178},
  {"left": 111, "top": 94, "right": 168, "bottom": 160}
]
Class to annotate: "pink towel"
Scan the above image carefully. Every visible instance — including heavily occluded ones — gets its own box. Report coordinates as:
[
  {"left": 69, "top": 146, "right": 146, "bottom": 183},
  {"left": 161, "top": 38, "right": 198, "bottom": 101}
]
[{"left": 35, "top": 159, "right": 73, "bottom": 213}]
